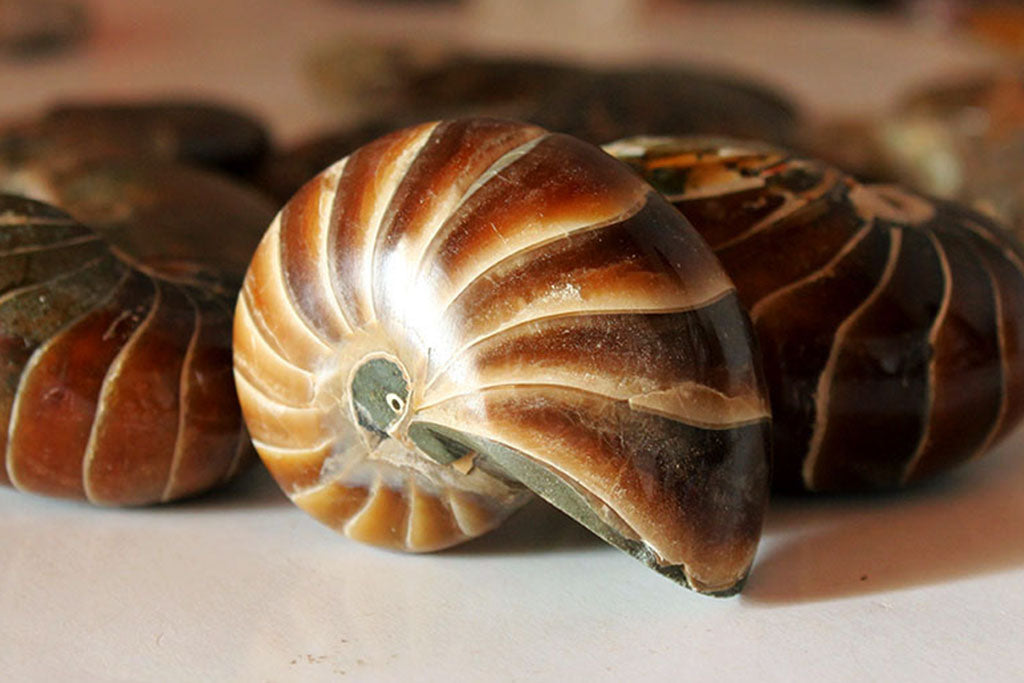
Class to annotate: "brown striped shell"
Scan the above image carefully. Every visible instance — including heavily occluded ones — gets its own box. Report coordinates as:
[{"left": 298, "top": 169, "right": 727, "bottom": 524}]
[
  {"left": 608, "top": 137, "right": 1024, "bottom": 492},
  {"left": 234, "top": 118, "right": 771, "bottom": 595},
  {"left": 0, "top": 194, "right": 254, "bottom": 504}
]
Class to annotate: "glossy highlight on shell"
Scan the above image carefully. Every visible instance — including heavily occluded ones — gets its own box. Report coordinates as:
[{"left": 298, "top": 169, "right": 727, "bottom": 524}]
[
  {"left": 234, "top": 118, "right": 771, "bottom": 594},
  {"left": 609, "top": 137, "right": 1024, "bottom": 492},
  {"left": 0, "top": 195, "right": 252, "bottom": 504}
]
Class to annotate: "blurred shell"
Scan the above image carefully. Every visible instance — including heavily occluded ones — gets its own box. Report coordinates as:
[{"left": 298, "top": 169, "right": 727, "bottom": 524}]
[
  {"left": 235, "top": 118, "right": 771, "bottom": 594},
  {"left": 0, "top": 194, "right": 254, "bottom": 504},
  {"left": 610, "top": 136, "right": 1024, "bottom": 492},
  {"left": 804, "top": 73, "right": 1024, "bottom": 242},
  {"left": 266, "top": 47, "right": 798, "bottom": 202},
  {"left": 0, "top": 99, "right": 270, "bottom": 176}
]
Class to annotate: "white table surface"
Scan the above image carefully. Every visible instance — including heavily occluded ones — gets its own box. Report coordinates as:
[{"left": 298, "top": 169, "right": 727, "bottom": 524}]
[{"left": 2, "top": 1, "right": 1022, "bottom": 681}]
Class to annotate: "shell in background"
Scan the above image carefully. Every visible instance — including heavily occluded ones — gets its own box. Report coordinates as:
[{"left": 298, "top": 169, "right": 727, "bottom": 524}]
[
  {"left": 11, "top": 158, "right": 279, "bottom": 290},
  {"left": 235, "top": 118, "right": 771, "bottom": 595},
  {"left": 265, "top": 47, "right": 798, "bottom": 203},
  {"left": 0, "top": 194, "right": 252, "bottom": 504},
  {"left": 0, "top": 99, "right": 270, "bottom": 177},
  {"left": 609, "top": 137, "right": 1024, "bottom": 492}
]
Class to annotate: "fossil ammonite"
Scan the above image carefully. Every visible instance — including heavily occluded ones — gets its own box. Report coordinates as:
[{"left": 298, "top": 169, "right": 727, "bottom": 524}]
[
  {"left": 233, "top": 118, "right": 771, "bottom": 595},
  {"left": 0, "top": 194, "right": 256, "bottom": 505},
  {"left": 608, "top": 137, "right": 1024, "bottom": 492}
]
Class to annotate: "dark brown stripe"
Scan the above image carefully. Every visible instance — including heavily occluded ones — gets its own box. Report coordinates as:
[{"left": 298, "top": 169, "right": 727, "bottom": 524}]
[
  {"left": 417, "top": 133, "right": 648, "bottom": 300},
  {"left": 0, "top": 256, "right": 124, "bottom": 486},
  {"left": 905, "top": 227, "right": 1001, "bottom": 482},
  {"left": 6, "top": 271, "right": 155, "bottom": 498},
  {"left": 753, "top": 224, "right": 893, "bottom": 489},
  {"left": 439, "top": 294, "right": 762, "bottom": 407},
  {"left": 714, "top": 186, "right": 864, "bottom": 311},
  {"left": 372, "top": 119, "right": 546, "bottom": 324},
  {"left": 956, "top": 218, "right": 1024, "bottom": 447},
  {"left": 446, "top": 384, "right": 769, "bottom": 578},
  {"left": 161, "top": 290, "right": 242, "bottom": 501},
  {"left": 85, "top": 282, "right": 196, "bottom": 505},
  {"left": 0, "top": 239, "right": 108, "bottom": 296},
  {"left": 672, "top": 186, "right": 787, "bottom": 249},
  {"left": 437, "top": 197, "right": 731, "bottom": 361},
  {"left": 810, "top": 227, "right": 945, "bottom": 490},
  {"left": 279, "top": 172, "right": 348, "bottom": 342},
  {"left": 329, "top": 124, "right": 432, "bottom": 327}
]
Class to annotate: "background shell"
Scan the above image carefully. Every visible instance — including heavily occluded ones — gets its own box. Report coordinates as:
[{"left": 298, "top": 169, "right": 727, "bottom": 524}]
[
  {"left": 0, "top": 194, "right": 253, "bottom": 504},
  {"left": 0, "top": 99, "right": 270, "bottom": 178},
  {"left": 234, "top": 118, "right": 771, "bottom": 594},
  {"left": 609, "top": 137, "right": 1024, "bottom": 492}
]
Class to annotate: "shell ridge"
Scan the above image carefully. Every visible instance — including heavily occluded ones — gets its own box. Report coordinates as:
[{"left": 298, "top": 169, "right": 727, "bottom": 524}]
[
  {"left": 417, "top": 381, "right": 767, "bottom": 431},
  {"left": 749, "top": 224, "right": 873, "bottom": 321},
  {"left": 802, "top": 227, "right": 903, "bottom": 488},
  {"left": 408, "top": 134, "right": 551, "bottom": 294},
  {"left": 315, "top": 160, "right": 356, "bottom": 336},
  {"left": 274, "top": 210, "right": 346, "bottom": 349},
  {"left": 711, "top": 168, "right": 843, "bottom": 253},
  {"left": 431, "top": 196, "right": 648, "bottom": 322},
  {"left": 363, "top": 124, "right": 439, "bottom": 326},
  {"left": 82, "top": 276, "right": 163, "bottom": 503},
  {"left": 423, "top": 298, "right": 733, "bottom": 395},
  {"left": 0, "top": 234, "right": 101, "bottom": 258},
  {"left": 160, "top": 283, "right": 202, "bottom": 502},
  {"left": 0, "top": 214, "right": 78, "bottom": 228},
  {"left": 236, "top": 289, "right": 314, "bottom": 376},
  {"left": 963, "top": 231, "right": 1012, "bottom": 457},
  {"left": 4, "top": 267, "right": 132, "bottom": 492},
  {"left": 0, "top": 254, "right": 108, "bottom": 308},
  {"left": 899, "top": 227, "right": 954, "bottom": 482}
]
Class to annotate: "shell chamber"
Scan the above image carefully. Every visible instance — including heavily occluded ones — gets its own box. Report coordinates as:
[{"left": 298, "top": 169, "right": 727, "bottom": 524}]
[{"left": 234, "top": 119, "right": 771, "bottom": 594}]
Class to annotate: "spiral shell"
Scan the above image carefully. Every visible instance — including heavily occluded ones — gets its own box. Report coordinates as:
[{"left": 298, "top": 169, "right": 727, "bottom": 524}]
[
  {"left": 234, "top": 119, "right": 771, "bottom": 594},
  {"left": 0, "top": 194, "right": 254, "bottom": 504},
  {"left": 609, "top": 137, "right": 1024, "bottom": 492}
]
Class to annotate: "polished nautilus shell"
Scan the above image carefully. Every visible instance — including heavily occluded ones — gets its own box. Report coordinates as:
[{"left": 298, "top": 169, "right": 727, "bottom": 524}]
[
  {"left": 609, "top": 137, "right": 1024, "bottom": 492},
  {"left": 234, "top": 118, "right": 771, "bottom": 594},
  {"left": 0, "top": 194, "right": 255, "bottom": 504}
]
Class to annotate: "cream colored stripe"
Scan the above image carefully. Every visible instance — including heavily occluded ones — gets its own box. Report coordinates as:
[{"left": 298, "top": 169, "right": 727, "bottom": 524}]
[
  {"left": 0, "top": 255, "right": 105, "bottom": 307},
  {"left": 160, "top": 286, "right": 202, "bottom": 502},
  {"left": 363, "top": 123, "right": 438, "bottom": 325},
  {"left": 0, "top": 234, "right": 100, "bottom": 257},
  {"left": 82, "top": 277, "right": 163, "bottom": 504},
  {"left": 900, "top": 229, "right": 953, "bottom": 483},
  {"left": 314, "top": 159, "right": 354, "bottom": 336},
  {"left": 418, "top": 381, "right": 767, "bottom": 431},
  {"left": 248, "top": 217, "right": 333, "bottom": 367},
  {"left": 802, "top": 228, "right": 903, "bottom": 489},
  {"left": 750, "top": 224, "right": 872, "bottom": 322},
  {"left": 410, "top": 135, "right": 549, "bottom": 289},
  {"left": 233, "top": 296, "right": 315, "bottom": 404},
  {"left": 424, "top": 293, "right": 733, "bottom": 395},
  {"left": 4, "top": 269, "right": 131, "bottom": 491},
  {"left": 713, "top": 167, "right": 842, "bottom": 252}
]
